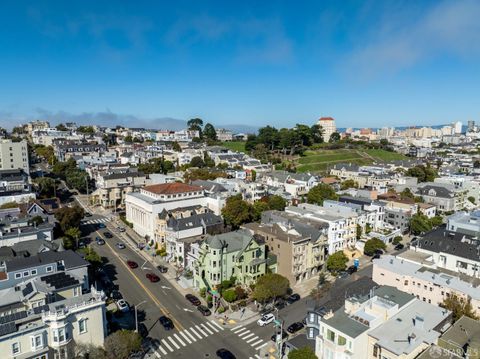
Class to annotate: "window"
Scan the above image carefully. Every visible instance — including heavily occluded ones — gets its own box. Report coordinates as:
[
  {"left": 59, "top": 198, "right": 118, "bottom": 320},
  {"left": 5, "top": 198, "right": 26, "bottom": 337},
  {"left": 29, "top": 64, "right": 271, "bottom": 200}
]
[
  {"left": 338, "top": 335, "right": 347, "bottom": 346},
  {"left": 308, "top": 328, "right": 314, "bottom": 338},
  {"left": 79, "top": 319, "right": 87, "bottom": 333},
  {"left": 309, "top": 313, "right": 315, "bottom": 322},
  {"left": 33, "top": 355, "right": 47, "bottom": 359},
  {"left": 12, "top": 342, "right": 20, "bottom": 355},
  {"left": 46, "top": 266, "right": 53, "bottom": 272},
  {"left": 31, "top": 269, "right": 37, "bottom": 275},
  {"left": 373, "top": 345, "right": 378, "bottom": 357},
  {"left": 457, "top": 261, "right": 468, "bottom": 269},
  {"left": 53, "top": 328, "right": 66, "bottom": 343},
  {"left": 15, "top": 273, "right": 22, "bottom": 279},
  {"left": 31, "top": 334, "right": 43, "bottom": 350},
  {"left": 23, "top": 271, "right": 30, "bottom": 277},
  {"left": 73, "top": 287, "right": 80, "bottom": 297},
  {"left": 326, "top": 329, "right": 335, "bottom": 342}
]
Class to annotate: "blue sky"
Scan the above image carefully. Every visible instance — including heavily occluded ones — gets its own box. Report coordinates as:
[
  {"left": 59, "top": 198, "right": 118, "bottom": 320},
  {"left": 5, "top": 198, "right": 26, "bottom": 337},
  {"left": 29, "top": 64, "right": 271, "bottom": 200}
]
[{"left": 1, "top": 0, "right": 480, "bottom": 129}]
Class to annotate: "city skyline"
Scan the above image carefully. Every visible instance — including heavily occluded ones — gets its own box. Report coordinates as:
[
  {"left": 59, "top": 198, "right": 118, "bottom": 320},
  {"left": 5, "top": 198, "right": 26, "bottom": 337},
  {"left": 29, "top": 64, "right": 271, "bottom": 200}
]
[{"left": 1, "top": 0, "right": 480, "bottom": 129}]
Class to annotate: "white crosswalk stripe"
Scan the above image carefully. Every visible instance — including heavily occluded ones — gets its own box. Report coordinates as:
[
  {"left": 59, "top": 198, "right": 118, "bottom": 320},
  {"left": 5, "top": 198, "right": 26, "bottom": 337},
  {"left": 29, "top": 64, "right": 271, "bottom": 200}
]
[
  {"left": 168, "top": 336, "right": 180, "bottom": 350},
  {"left": 255, "top": 355, "right": 262, "bottom": 359},
  {"left": 231, "top": 325, "right": 243, "bottom": 331},
  {"left": 256, "top": 342, "right": 269, "bottom": 350},
  {"left": 179, "top": 330, "right": 192, "bottom": 344},
  {"left": 210, "top": 320, "right": 225, "bottom": 331},
  {"left": 200, "top": 323, "right": 214, "bottom": 335},
  {"left": 243, "top": 333, "right": 255, "bottom": 340},
  {"left": 251, "top": 339, "right": 263, "bottom": 347},
  {"left": 161, "top": 339, "right": 173, "bottom": 352},
  {"left": 231, "top": 326, "right": 245, "bottom": 333},
  {"left": 246, "top": 335, "right": 258, "bottom": 343},
  {"left": 189, "top": 326, "right": 203, "bottom": 339},
  {"left": 82, "top": 217, "right": 112, "bottom": 225},
  {"left": 238, "top": 330, "right": 251, "bottom": 338},
  {"left": 158, "top": 346, "right": 167, "bottom": 355},
  {"left": 195, "top": 324, "right": 208, "bottom": 337},
  {"left": 173, "top": 333, "right": 186, "bottom": 347},
  {"left": 205, "top": 321, "right": 219, "bottom": 332},
  {"left": 183, "top": 328, "right": 198, "bottom": 342}
]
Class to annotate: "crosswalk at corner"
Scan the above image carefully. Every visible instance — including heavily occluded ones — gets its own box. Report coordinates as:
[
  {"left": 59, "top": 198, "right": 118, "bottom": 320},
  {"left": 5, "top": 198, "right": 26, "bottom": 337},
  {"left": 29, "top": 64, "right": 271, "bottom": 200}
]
[
  {"left": 81, "top": 217, "right": 112, "bottom": 225},
  {"left": 230, "top": 325, "right": 269, "bottom": 351}
]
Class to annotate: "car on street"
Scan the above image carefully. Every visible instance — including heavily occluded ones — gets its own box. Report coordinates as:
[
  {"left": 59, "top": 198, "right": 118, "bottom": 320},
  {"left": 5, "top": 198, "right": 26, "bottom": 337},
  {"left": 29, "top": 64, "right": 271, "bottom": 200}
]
[
  {"left": 347, "top": 265, "right": 358, "bottom": 275},
  {"left": 257, "top": 313, "right": 275, "bottom": 327},
  {"left": 146, "top": 273, "right": 160, "bottom": 282},
  {"left": 274, "top": 299, "right": 286, "bottom": 310},
  {"left": 337, "top": 271, "right": 349, "bottom": 279},
  {"left": 104, "top": 231, "right": 113, "bottom": 239},
  {"left": 371, "top": 253, "right": 381, "bottom": 261},
  {"left": 159, "top": 316, "right": 174, "bottom": 330},
  {"left": 116, "top": 299, "right": 129, "bottom": 313},
  {"left": 374, "top": 249, "right": 384, "bottom": 255},
  {"left": 98, "top": 223, "right": 106, "bottom": 229},
  {"left": 394, "top": 243, "right": 405, "bottom": 250},
  {"left": 216, "top": 349, "right": 236, "bottom": 359},
  {"left": 156, "top": 265, "right": 168, "bottom": 273},
  {"left": 271, "top": 330, "right": 288, "bottom": 342},
  {"left": 117, "top": 226, "right": 126, "bottom": 232},
  {"left": 286, "top": 293, "right": 300, "bottom": 305},
  {"left": 137, "top": 323, "right": 148, "bottom": 338},
  {"left": 287, "top": 322, "right": 304, "bottom": 334},
  {"left": 127, "top": 260, "right": 138, "bottom": 269},
  {"left": 85, "top": 212, "right": 92, "bottom": 217},
  {"left": 116, "top": 242, "right": 126, "bottom": 249},
  {"left": 185, "top": 294, "right": 201, "bottom": 306},
  {"left": 197, "top": 305, "right": 211, "bottom": 316},
  {"left": 95, "top": 237, "right": 105, "bottom": 245}
]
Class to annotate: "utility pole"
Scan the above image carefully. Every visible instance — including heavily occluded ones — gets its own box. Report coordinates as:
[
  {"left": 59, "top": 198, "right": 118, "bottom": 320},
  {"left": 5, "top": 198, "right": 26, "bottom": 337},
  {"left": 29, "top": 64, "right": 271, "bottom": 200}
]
[{"left": 135, "top": 301, "right": 146, "bottom": 333}]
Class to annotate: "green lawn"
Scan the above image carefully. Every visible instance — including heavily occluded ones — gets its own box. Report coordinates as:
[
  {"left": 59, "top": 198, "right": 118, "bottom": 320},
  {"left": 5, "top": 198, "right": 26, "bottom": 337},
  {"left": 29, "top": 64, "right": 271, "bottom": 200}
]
[
  {"left": 364, "top": 149, "right": 408, "bottom": 161},
  {"left": 221, "top": 141, "right": 245, "bottom": 153}
]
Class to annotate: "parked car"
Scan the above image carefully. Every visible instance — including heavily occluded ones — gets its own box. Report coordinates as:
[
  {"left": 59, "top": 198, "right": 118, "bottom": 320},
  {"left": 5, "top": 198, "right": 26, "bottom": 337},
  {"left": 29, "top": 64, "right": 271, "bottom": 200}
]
[
  {"left": 270, "top": 330, "right": 288, "bottom": 342},
  {"left": 394, "top": 243, "right": 405, "bottom": 250},
  {"left": 159, "top": 316, "right": 174, "bottom": 330},
  {"left": 84, "top": 212, "right": 92, "bottom": 217},
  {"left": 137, "top": 323, "right": 148, "bottom": 338},
  {"left": 197, "top": 305, "right": 211, "bottom": 316},
  {"left": 257, "top": 313, "right": 275, "bottom": 327},
  {"left": 274, "top": 300, "right": 286, "bottom": 310},
  {"left": 117, "top": 226, "right": 126, "bottom": 232},
  {"left": 156, "top": 265, "right": 168, "bottom": 273},
  {"left": 98, "top": 223, "right": 106, "bottom": 229},
  {"left": 185, "top": 294, "right": 201, "bottom": 306},
  {"left": 116, "top": 242, "right": 126, "bottom": 249},
  {"left": 347, "top": 265, "right": 358, "bottom": 275},
  {"left": 146, "top": 273, "right": 160, "bottom": 282},
  {"left": 116, "top": 299, "right": 129, "bottom": 313},
  {"left": 287, "top": 322, "right": 304, "bottom": 334},
  {"left": 216, "top": 348, "right": 236, "bottom": 359},
  {"left": 127, "top": 260, "right": 138, "bottom": 269},
  {"left": 374, "top": 249, "right": 384, "bottom": 255},
  {"left": 104, "top": 231, "right": 113, "bottom": 239},
  {"left": 110, "top": 290, "right": 123, "bottom": 300},
  {"left": 95, "top": 237, "right": 105, "bottom": 245},
  {"left": 337, "top": 271, "right": 349, "bottom": 279},
  {"left": 286, "top": 293, "right": 300, "bottom": 305},
  {"left": 77, "top": 240, "right": 86, "bottom": 249}
]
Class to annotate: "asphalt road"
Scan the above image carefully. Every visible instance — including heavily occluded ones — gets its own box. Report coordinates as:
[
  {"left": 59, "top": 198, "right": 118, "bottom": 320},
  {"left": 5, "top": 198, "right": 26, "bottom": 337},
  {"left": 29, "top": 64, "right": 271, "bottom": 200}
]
[{"left": 79, "top": 215, "right": 271, "bottom": 359}]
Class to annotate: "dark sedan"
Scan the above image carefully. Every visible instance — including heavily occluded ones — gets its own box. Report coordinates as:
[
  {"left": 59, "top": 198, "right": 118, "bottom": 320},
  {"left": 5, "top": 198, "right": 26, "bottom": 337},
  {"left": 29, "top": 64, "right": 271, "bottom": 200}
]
[
  {"left": 156, "top": 265, "right": 168, "bottom": 273},
  {"left": 104, "top": 231, "right": 113, "bottom": 239},
  {"left": 146, "top": 273, "right": 160, "bottom": 282},
  {"left": 216, "top": 349, "right": 236, "bottom": 359},
  {"left": 286, "top": 293, "right": 300, "bottom": 304},
  {"left": 197, "top": 305, "right": 211, "bottom": 316},
  {"left": 271, "top": 330, "right": 288, "bottom": 342},
  {"left": 185, "top": 294, "right": 201, "bottom": 306},
  {"left": 159, "top": 316, "right": 174, "bottom": 330},
  {"left": 287, "top": 322, "right": 304, "bottom": 334}
]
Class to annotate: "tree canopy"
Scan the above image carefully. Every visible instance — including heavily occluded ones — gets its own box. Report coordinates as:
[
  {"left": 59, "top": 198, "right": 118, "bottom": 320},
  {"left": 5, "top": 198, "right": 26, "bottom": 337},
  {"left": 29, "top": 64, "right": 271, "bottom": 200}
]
[
  {"left": 203, "top": 123, "right": 217, "bottom": 141},
  {"left": 307, "top": 183, "right": 338, "bottom": 205},
  {"left": 410, "top": 213, "right": 433, "bottom": 235},
  {"left": 326, "top": 251, "right": 348, "bottom": 273},
  {"left": 103, "top": 330, "right": 142, "bottom": 359},
  {"left": 288, "top": 347, "right": 318, "bottom": 359},
  {"left": 221, "top": 194, "right": 253, "bottom": 229},
  {"left": 190, "top": 156, "right": 206, "bottom": 168},
  {"left": 187, "top": 118, "right": 204, "bottom": 138},
  {"left": 55, "top": 205, "right": 84, "bottom": 232},
  {"left": 442, "top": 294, "right": 478, "bottom": 322},
  {"left": 253, "top": 273, "right": 290, "bottom": 303},
  {"left": 363, "top": 238, "right": 386, "bottom": 256},
  {"left": 138, "top": 158, "right": 175, "bottom": 175},
  {"left": 406, "top": 165, "right": 438, "bottom": 182}
]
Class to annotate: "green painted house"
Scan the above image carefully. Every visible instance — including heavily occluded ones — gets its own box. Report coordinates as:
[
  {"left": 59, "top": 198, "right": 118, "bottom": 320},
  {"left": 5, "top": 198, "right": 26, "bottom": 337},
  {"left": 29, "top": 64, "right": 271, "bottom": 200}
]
[{"left": 193, "top": 229, "right": 276, "bottom": 290}]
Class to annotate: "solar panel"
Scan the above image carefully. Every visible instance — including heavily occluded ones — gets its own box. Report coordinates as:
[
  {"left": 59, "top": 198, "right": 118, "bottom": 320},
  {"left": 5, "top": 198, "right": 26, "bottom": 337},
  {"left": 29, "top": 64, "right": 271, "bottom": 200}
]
[{"left": 0, "top": 322, "right": 16, "bottom": 336}]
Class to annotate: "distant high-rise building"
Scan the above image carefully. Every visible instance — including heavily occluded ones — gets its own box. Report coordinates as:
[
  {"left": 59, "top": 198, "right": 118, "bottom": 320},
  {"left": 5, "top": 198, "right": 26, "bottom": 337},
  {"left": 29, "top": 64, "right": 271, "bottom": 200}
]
[
  {"left": 0, "top": 139, "right": 29, "bottom": 173},
  {"left": 317, "top": 117, "right": 336, "bottom": 142},
  {"left": 468, "top": 120, "right": 475, "bottom": 132},
  {"left": 453, "top": 121, "right": 462, "bottom": 134}
]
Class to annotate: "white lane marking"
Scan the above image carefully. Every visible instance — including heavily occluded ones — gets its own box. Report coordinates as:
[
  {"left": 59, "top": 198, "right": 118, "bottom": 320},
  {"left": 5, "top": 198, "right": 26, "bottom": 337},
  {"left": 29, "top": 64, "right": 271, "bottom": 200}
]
[
  {"left": 246, "top": 335, "right": 259, "bottom": 343},
  {"left": 179, "top": 330, "right": 192, "bottom": 344},
  {"left": 189, "top": 326, "right": 203, "bottom": 340},
  {"left": 205, "top": 321, "right": 219, "bottom": 332},
  {"left": 173, "top": 333, "right": 186, "bottom": 347},
  {"left": 153, "top": 350, "right": 161, "bottom": 358},
  {"left": 251, "top": 339, "right": 263, "bottom": 347},
  {"left": 242, "top": 333, "right": 254, "bottom": 340},
  {"left": 161, "top": 339, "right": 174, "bottom": 352},
  {"left": 210, "top": 320, "right": 225, "bottom": 331},
  {"left": 238, "top": 330, "right": 251, "bottom": 338},
  {"left": 231, "top": 326, "right": 245, "bottom": 333},
  {"left": 183, "top": 328, "right": 197, "bottom": 342},
  {"left": 255, "top": 355, "right": 262, "bottom": 359},
  {"left": 231, "top": 325, "right": 243, "bottom": 331},
  {"left": 168, "top": 336, "right": 180, "bottom": 350},
  {"left": 195, "top": 324, "right": 208, "bottom": 337},
  {"left": 200, "top": 323, "right": 214, "bottom": 335},
  {"left": 158, "top": 345, "right": 167, "bottom": 355},
  {"left": 256, "top": 342, "right": 268, "bottom": 350}
]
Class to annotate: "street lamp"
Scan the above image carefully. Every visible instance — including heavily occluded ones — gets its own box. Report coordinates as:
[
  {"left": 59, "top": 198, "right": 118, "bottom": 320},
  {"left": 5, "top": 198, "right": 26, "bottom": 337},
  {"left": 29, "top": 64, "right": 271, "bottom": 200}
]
[{"left": 135, "top": 300, "right": 147, "bottom": 333}]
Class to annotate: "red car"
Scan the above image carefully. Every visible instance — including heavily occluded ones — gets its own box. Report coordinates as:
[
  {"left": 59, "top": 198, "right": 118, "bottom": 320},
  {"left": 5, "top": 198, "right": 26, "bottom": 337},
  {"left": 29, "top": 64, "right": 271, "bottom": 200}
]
[
  {"left": 146, "top": 273, "right": 160, "bottom": 282},
  {"left": 127, "top": 260, "right": 138, "bottom": 269}
]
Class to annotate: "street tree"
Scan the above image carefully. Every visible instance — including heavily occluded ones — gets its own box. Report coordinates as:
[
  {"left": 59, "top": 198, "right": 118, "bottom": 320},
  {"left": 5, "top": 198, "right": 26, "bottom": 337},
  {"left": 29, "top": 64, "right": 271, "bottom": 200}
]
[
  {"left": 34, "top": 177, "right": 57, "bottom": 198},
  {"left": 172, "top": 141, "right": 182, "bottom": 152},
  {"left": 363, "top": 238, "right": 387, "bottom": 256},
  {"left": 221, "top": 194, "right": 252, "bottom": 229},
  {"left": 329, "top": 132, "right": 341, "bottom": 143},
  {"left": 55, "top": 206, "right": 84, "bottom": 232},
  {"left": 288, "top": 347, "right": 318, "bottom": 359},
  {"left": 410, "top": 213, "right": 433, "bottom": 235},
  {"left": 190, "top": 156, "right": 206, "bottom": 168},
  {"left": 442, "top": 294, "right": 478, "bottom": 322},
  {"left": 267, "top": 195, "right": 286, "bottom": 211},
  {"left": 341, "top": 179, "right": 358, "bottom": 190},
  {"left": 326, "top": 251, "right": 348, "bottom": 273},
  {"left": 187, "top": 118, "right": 204, "bottom": 138},
  {"left": 393, "top": 236, "right": 403, "bottom": 245},
  {"left": 104, "top": 330, "right": 142, "bottom": 359},
  {"left": 307, "top": 183, "right": 338, "bottom": 206},
  {"left": 203, "top": 123, "right": 217, "bottom": 141},
  {"left": 253, "top": 273, "right": 289, "bottom": 303}
]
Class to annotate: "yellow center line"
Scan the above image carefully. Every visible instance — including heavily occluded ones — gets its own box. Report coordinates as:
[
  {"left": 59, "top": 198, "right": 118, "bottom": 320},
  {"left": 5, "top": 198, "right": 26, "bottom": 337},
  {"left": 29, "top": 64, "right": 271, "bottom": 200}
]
[{"left": 98, "top": 230, "right": 185, "bottom": 331}]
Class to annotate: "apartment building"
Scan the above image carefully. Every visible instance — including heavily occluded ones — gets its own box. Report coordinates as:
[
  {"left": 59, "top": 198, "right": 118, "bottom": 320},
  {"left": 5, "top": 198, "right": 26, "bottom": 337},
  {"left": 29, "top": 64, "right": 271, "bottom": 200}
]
[
  {"left": 416, "top": 183, "right": 466, "bottom": 213},
  {"left": 216, "top": 128, "right": 233, "bottom": 142},
  {"left": 244, "top": 210, "right": 328, "bottom": 285},
  {"left": 318, "top": 117, "right": 336, "bottom": 142},
  {"left": 125, "top": 183, "right": 207, "bottom": 240},
  {"left": 373, "top": 255, "right": 480, "bottom": 316},
  {"left": 261, "top": 171, "right": 319, "bottom": 198},
  {"left": 315, "top": 286, "right": 451, "bottom": 359},
  {"left": 193, "top": 230, "right": 274, "bottom": 290},
  {"left": 26, "top": 120, "right": 50, "bottom": 135},
  {"left": 55, "top": 142, "right": 107, "bottom": 162},
  {"left": 0, "top": 139, "right": 29, "bottom": 173},
  {"left": 446, "top": 210, "right": 480, "bottom": 236},
  {"left": 0, "top": 217, "right": 54, "bottom": 247}
]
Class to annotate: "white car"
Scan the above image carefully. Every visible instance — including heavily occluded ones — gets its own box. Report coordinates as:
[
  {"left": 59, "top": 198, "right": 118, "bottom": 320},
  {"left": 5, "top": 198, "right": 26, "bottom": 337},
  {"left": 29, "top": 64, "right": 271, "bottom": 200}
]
[
  {"left": 257, "top": 313, "right": 275, "bottom": 327},
  {"left": 116, "top": 299, "right": 130, "bottom": 313}
]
